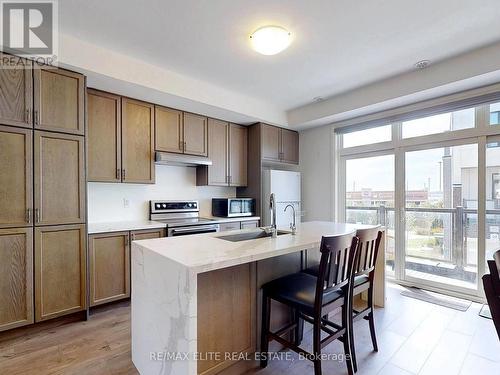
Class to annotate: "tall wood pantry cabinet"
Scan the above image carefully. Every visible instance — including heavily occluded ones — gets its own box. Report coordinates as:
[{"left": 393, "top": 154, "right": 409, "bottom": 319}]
[{"left": 0, "top": 54, "right": 87, "bottom": 331}]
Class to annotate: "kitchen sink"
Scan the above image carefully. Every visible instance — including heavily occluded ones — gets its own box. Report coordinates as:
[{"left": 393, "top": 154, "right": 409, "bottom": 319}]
[{"left": 217, "top": 229, "right": 290, "bottom": 242}]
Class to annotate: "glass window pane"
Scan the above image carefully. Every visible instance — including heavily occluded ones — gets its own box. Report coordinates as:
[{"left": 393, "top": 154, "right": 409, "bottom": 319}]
[
  {"left": 486, "top": 141, "right": 500, "bottom": 265},
  {"left": 342, "top": 125, "right": 391, "bottom": 148},
  {"left": 402, "top": 108, "right": 475, "bottom": 139},
  {"left": 490, "top": 102, "right": 500, "bottom": 125}
]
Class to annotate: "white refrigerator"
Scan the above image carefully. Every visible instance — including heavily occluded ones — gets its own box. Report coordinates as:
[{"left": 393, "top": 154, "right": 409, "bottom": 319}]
[{"left": 262, "top": 169, "right": 301, "bottom": 228}]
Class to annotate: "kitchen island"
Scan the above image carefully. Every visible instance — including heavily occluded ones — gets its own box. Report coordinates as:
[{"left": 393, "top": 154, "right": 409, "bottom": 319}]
[{"left": 131, "top": 221, "right": 385, "bottom": 375}]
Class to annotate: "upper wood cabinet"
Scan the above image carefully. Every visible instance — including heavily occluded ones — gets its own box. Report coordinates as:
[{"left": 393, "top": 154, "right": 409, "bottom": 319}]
[
  {"left": 155, "top": 106, "right": 183, "bottom": 154},
  {"left": 0, "top": 227, "right": 33, "bottom": 332},
  {"left": 34, "top": 131, "right": 86, "bottom": 225},
  {"left": 0, "top": 126, "right": 33, "bottom": 228},
  {"left": 183, "top": 113, "right": 208, "bottom": 156},
  {"left": 33, "top": 66, "right": 85, "bottom": 135},
  {"left": 0, "top": 53, "right": 33, "bottom": 128},
  {"left": 260, "top": 124, "right": 299, "bottom": 164},
  {"left": 34, "top": 224, "right": 86, "bottom": 322},
  {"left": 89, "top": 231, "right": 130, "bottom": 307},
  {"left": 229, "top": 123, "right": 248, "bottom": 186},
  {"left": 87, "top": 90, "right": 121, "bottom": 182},
  {"left": 121, "top": 98, "right": 155, "bottom": 184},
  {"left": 197, "top": 120, "right": 248, "bottom": 187}
]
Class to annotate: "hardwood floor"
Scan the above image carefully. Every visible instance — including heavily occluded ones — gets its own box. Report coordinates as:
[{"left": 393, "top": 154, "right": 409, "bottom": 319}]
[{"left": 0, "top": 284, "right": 499, "bottom": 375}]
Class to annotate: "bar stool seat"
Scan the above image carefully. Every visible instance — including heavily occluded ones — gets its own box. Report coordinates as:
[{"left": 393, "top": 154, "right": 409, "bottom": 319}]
[{"left": 262, "top": 272, "right": 344, "bottom": 316}]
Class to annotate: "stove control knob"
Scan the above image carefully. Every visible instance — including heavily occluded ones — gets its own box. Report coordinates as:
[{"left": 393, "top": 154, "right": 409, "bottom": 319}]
[{"left": 162, "top": 204, "right": 167, "bottom": 208}]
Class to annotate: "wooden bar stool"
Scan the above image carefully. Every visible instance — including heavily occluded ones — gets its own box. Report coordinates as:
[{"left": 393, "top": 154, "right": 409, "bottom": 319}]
[
  {"left": 260, "top": 232, "right": 359, "bottom": 375},
  {"left": 302, "top": 226, "right": 383, "bottom": 372}
]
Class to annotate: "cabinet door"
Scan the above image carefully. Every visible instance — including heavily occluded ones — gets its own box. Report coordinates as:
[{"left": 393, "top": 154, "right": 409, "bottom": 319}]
[
  {"left": 207, "top": 119, "right": 228, "bottom": 186},
  {"left": 240, "top": 220, "right": 259, "bottom": 229},
  {"left": 87, "top": 89, "right": 121, "bottom": 182},
  {"left": 131, "top": 228, "right": 165, "bottom": 241},
  {"left": 121, "top": 98, "right": 155, "bottom": 184},
  {"left": 0, "top": 228, "right": 33, "bottom": 332},
  {"left": 0, "top": 126, "right": 33, "bottom": 228},
  {"left": 155, "top": 106, "right": 183, "bottom": 154},
  {"left": 280, "top": 129, "right": 299, "bottom": 164},
  {"left": 229, "top": 124, "right": 248, "bottom": 187},
  {"left": 35, "top": 224, "right": 86, "bottom": 321},
  {"left": 0, "top": 53, "right": 33, "bottom": 128},
  {"left": 219, "top": 222, "right": 241, "bottom": 232},
  {"left": 33, "top": 66, "right": 85, "bottom": 135},
  {"left": 260, "top": 124, "right": 281, "bottom": 162},
  {"left": 89, "top": 232, "right": 130, "bottom": 307},
  {"left": 183, "top": 113, "right": 208, "bottom": 156},
  {"left": 34, "top": 131, "right": 85, "bottom": 225}
]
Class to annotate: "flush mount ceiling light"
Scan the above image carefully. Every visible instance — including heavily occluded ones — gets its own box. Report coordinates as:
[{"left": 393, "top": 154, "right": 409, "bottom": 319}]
[{"left": 250, "top": 26, "right": 292, "bottom": 55}]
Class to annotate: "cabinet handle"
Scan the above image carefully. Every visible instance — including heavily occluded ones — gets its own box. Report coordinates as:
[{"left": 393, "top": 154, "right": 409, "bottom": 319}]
[
  {"left": 116, "top": 169, "right": 121, "bottom": 180},
  {"left": 35, "top": 208, "right": 40, "bottom": 223},
  {"left": 26, "top": 109, "right": 31, "bottom": 124},
  {"left": 34, "top": 110, "right": 39, "bottom": 126},
  {"left": 26, "top": 208, "right": 32, "bottom": 224},
  {"left": 125, "top": 235, "right": 129, "bottom": 246},
  {"left": 122, "top": 169, "right": 126, "bottom": 180}
]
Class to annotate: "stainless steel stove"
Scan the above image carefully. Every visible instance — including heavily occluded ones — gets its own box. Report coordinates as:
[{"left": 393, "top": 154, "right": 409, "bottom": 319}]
[{"left": 150, "top": 200, "right": 219, "bottom": 236}]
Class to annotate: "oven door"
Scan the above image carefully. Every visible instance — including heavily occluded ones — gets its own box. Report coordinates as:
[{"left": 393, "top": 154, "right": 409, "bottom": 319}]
[{"left": 168, "top": 224, "right": 220, "bottom": 237}]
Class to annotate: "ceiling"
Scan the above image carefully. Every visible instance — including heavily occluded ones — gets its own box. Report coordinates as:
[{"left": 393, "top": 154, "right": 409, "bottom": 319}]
[{"left": 60, "top": 0, "right": 500, "bottom": 126}]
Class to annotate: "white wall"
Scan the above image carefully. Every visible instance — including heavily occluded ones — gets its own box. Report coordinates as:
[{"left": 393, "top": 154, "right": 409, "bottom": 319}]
[
  {"left": 88, "top": 165, "right": 235, "bottom": 222},
  {"left": 299, "top": 126, "right": 335, "bottom": 222}
]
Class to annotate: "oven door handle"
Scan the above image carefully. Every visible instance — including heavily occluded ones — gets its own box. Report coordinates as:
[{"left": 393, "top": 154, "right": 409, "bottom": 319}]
[{"left": 170, "top": 225, "right": 219, "bottom": 234}]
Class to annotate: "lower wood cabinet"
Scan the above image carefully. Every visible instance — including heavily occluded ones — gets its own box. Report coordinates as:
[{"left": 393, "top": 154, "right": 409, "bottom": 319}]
[
  {"left": 219, "top": 222, "right": 241, "bottom": 232},
  {"left": 131, "top": 228, "right": 165, "bottom": 241},
  {"left": 0, "top": 228, "right": 33, "bottom": 332},
  {"left": 197, "top": 263, "right": 256, "bottom": 375},
  {"left": 240, "top": 220, "right": 259, "bottom": 229},
  {"left": 35, "top": 224, "right": 86, "bottom": 322},
  {"left": 89, "top": 231, "right": 130, "bottom": 307}
]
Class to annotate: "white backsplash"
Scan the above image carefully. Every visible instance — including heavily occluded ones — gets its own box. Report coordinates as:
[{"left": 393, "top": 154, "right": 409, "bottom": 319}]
[{"left": 88, "top": 165, "right": 236, "bottom": 222}]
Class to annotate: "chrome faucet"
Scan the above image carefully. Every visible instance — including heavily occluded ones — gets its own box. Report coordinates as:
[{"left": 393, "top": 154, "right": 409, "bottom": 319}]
[
  {"left": 284, "top": 204, "right": 297, "bottom": 235},
  {"left": 269, "top": 193, "right": 277, "bottom": 238}
]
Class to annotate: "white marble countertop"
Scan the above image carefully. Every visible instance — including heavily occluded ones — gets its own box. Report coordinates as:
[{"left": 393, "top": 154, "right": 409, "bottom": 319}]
[
  {"left": 133, "top": 221, "right": 372, "bottom": 274},
  {"left": 88, "top": 220, "right": 167, "bottom": 234}
]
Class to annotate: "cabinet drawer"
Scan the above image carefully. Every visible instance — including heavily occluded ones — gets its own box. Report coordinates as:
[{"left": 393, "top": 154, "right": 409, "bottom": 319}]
[
  {"left": 240, "top": 220, "right": 259, "bottom": 229},
  {"left": 131, "top": 228, "right": 165, "bottom": 241},
  {"left": 219, "top": 222, "right": 241, "bottom": 232}
]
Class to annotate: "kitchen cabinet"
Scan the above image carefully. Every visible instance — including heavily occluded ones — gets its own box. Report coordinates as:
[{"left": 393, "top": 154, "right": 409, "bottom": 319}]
[
  {"left": 229, "top": 123, "right": 248, "bottom": 186},
  {"left": 131, "top": 228, "right": 165, "bottom": 240},
  {"left": 197, "top": 120, "right": 248, "bottom": 187},
  {"left": 89, "top": 231, "right": 130, "bottom": 307},
  {"left": 219, "top": 222, "right": 241, "bottom": 232},
  {"left": 240, "top": 220, "right": 259, "bottom": 229},
  {"left": 121, "top": 98, "right": 155, "bottom": 184},
  {"left": 0, "top": 228, "right": 33, "bottom": 332},
  {"left": 260, "top": 123, "right": 299, "bottom": 164},
  {"left": 87, "top": 89, "right": 121, "bottom": 182},
  {"left": 33, "top": 66, "right": 85, "bottom": 135},
  {"left": 0, "top": 53, "right": 33, "bottom": 128},
  {"left": 35, "top": 224, "right": 86, "bottom": 322},
  {"left": 155, "top": 106, "right": 183, "bottom": 154},
  {"left": 183, "top": 112, "right": 208, "bottom": 156},
  {"left": 0, "top": 126, "right": 33, "bottom": 228},
  {"left": 34, "top": 131, "right": 86, "bottom": 225}
]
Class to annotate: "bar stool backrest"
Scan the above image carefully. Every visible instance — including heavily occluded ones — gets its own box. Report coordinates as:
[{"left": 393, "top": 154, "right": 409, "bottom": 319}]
[
  {"left": 354, "top": 226, "right": 383, "bottom": 278},
  {"left": 315, "top": 231, "right": 359, "bottom": 308},
  {"left": 487, "top": 249, "right": 500, "bottom": 295}
]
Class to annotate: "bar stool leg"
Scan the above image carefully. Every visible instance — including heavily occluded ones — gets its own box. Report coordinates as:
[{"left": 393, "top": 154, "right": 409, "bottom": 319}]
[
  {"left": 293, "top": 309, "right": 304, "bottom": 346},
  {"left": 349, "top": 295, "right": 358, "bottom": 373},
  {"left": 342, "top": 302, "right": 355, "bottom": 375},
  {"left": 313, "top": 316, "right": 322, "bottom": 375},
  {"left": 368, "top": 286, "right": 378, "bottom": 352},
  {"left": 260, "top": 293, "right": 271, "bottom": 368}
]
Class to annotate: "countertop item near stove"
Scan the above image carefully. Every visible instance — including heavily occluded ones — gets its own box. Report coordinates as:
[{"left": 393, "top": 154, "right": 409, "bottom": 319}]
[{"left": 88, "top": 220, "right": 167, "bottom": 235}]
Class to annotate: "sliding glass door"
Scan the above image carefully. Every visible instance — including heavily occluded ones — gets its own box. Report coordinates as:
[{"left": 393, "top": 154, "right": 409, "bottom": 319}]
[{"left": 338, "top": 102, "right": 500, "bottom": 299}]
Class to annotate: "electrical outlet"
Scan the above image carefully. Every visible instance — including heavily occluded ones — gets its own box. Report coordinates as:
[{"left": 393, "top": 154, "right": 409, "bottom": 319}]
[{"left": 123, "top": 198, "right": 130, "bottom": 208}]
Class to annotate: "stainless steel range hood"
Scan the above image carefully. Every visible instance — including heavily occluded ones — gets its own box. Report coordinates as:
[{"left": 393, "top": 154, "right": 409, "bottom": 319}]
[{"left": 155, "top": 151, "right": 212, "bottom": 167}]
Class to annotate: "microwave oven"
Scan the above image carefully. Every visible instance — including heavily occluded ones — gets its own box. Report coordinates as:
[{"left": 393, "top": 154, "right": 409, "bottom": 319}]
[{"left": 212, "top": 198, "right": 255, "bottom": 217}]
